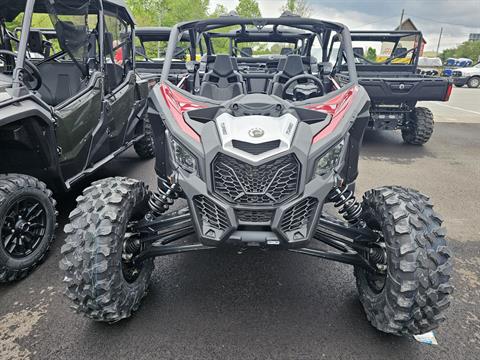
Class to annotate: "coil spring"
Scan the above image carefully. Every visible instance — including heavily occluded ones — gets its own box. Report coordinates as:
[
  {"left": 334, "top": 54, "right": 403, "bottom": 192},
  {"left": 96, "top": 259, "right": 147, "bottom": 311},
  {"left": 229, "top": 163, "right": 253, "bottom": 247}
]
[
  {"left": 329, "top": 186, "right": 363, "bottom": 225},
  {"left": 124, "top": 238, "right": 141, "bottom": 255},
  {"left": 148, "top": 181, "right": 181, "bottom": 216},
  {"left": 369, "top": 246, "right": 386, "bottom": 264}
]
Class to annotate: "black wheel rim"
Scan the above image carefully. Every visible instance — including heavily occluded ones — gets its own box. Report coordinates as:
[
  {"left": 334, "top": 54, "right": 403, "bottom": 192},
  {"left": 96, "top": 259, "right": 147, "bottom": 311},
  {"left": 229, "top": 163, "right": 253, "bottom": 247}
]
[{"left": 1, "top": 197, "right": 47, "bottom": 258}]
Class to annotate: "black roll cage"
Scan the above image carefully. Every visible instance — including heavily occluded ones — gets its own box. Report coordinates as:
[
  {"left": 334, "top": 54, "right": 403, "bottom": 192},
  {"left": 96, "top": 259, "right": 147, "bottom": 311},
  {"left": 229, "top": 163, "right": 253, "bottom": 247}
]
[
  {"left": 160, "top": 16, "right": 358, "bottom": 84},
  {"left": 3, "top": 0, "right": 136, "bottom": 94},
  {"left": 347, "top": 30, "right": 424, "bottom": 69}
]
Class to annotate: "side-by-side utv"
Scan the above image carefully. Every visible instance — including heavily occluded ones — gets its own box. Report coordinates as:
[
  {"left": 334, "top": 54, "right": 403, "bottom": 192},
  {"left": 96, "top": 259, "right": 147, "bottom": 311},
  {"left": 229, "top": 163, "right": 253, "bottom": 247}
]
[
  {"left": 340, "top": 31, "right": 452, "bottom": 145},
  {"left": 60, "top": 14, "right": 453, "bottom": 336},
  {"left": 0, "top": 0, "right": 154, "bottom": 282}
]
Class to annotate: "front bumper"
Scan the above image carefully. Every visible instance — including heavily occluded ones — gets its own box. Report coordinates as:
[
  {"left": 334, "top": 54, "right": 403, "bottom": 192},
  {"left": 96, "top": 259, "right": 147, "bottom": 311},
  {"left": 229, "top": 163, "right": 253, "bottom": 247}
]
[
  {"left": 176, "top": 166, "right": 335, "bottom": 249},
  {"left": 452, "top": 76, "right": 468, "bottom": 86}
]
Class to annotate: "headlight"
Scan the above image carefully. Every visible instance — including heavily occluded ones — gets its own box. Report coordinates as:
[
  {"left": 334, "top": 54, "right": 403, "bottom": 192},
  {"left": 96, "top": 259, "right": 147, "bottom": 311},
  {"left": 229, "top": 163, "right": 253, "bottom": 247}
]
[
  {"left": 314, "top": 140, "right": 345, "bottom": 177},
  {"left": 170, "top": 137, "right": 198, "bottom": 173}
]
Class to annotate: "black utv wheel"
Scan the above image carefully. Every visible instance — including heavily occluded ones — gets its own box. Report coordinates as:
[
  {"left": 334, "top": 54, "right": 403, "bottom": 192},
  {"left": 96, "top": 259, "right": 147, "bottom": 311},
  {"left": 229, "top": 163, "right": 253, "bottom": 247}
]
[
  {"left": 401, "top": 107, "right": 434, "bottom": 145},
  {"left": 355, "top": 186, "right": 453, "bottom": 335},
  {"left": 0, "top": 174, "right": 56, "bottom": 283},
  {"left": 134, "top": 117, "right": 155, "bottom": 159},
  {"left": 60, "top": 177, "right": 154, "bottom": 322}
]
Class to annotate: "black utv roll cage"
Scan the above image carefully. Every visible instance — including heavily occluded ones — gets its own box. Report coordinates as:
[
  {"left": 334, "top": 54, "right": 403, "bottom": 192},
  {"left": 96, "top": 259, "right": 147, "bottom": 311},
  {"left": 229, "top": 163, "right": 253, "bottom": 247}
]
[
  {"left": 160, "top": 16, "right": 359, "bottom": 84},
  {"left": 347, "top": 30, "right": 424, "bottom": 73},
  {"left": 2, "top": 0, "right": 134, "bottom": 94}
]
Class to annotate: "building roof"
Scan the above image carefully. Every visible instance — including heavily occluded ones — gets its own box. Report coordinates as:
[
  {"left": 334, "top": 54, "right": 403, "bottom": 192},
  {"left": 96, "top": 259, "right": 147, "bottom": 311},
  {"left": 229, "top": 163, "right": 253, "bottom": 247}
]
[{"left": 395, "top": 18, "right": 427, "bottom": 43}]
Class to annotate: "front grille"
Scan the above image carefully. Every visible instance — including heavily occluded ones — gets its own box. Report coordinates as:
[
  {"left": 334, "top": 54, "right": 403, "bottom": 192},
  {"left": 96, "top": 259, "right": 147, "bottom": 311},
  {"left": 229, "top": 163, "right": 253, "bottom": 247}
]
[
  {"left": 452, "top": 71, "right": 462, "bottom": 77},
  {"left": 232, "top": 140, "right": 281, "bottom": 155},
  {"left": 236, "top": 209, "right": 274, "bottom": 223},
  {"left": 193, "top": 196, "right": 229, "bottom": 235},
  {"left": 281, "top": 197, "right": 318, "bottom": 235},
  {"left": 213, "top": 153, "right": 300, "bottom": 205}
]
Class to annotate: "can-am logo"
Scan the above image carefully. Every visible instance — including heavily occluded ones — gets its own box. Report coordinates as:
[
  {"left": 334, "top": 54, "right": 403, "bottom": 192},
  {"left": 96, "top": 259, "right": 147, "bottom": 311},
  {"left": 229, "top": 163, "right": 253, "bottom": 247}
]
[{"left": 248, "top": 128, "right": 264, "bottom": 138}]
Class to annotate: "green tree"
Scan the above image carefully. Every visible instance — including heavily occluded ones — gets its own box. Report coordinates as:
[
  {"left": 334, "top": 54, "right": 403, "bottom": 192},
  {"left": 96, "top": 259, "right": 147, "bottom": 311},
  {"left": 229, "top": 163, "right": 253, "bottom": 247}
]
[
  {"left": 366, "top": 47, "right": 377, "bottom": 62},
  {"left": 281, "top": 0, "right": 312, "bottom": 17},
  {"left": 210, "top": 4, "right": 229, "bottom": 17},
  {"left": 236, "top": 0, "right": 262, "bottom": 18}
]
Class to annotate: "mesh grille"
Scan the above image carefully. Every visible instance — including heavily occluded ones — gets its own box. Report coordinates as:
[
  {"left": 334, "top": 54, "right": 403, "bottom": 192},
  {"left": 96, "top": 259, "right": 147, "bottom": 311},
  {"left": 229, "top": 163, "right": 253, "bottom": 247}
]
[
  {"left": 193, "top": 196, "right": 229, "bottom": 232},
  {"left": 281, "top": 197, "right": 318, "bottom": 233},
  {"left": 236, "top": 209, "right": 274, "bottom": 223},
  {"left": 213, "top": 153, "right": 300, "bottom": 205}
]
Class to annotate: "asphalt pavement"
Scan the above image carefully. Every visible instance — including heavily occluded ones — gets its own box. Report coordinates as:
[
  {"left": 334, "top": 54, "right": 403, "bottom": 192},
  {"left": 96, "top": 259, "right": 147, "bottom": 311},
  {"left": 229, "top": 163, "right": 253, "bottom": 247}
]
[{"left": 0, "top": 87, "right": 479, "bottom": 360}]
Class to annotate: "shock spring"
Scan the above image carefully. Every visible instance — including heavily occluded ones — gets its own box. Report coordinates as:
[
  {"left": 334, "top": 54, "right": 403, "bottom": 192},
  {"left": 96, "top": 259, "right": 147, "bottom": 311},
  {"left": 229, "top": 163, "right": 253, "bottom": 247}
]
[
  {"left": 148, "top": 180, "right": 181, "bottom": 216},
  {"left": 329, "top": 186, "right": 363, "bottom": 225}
]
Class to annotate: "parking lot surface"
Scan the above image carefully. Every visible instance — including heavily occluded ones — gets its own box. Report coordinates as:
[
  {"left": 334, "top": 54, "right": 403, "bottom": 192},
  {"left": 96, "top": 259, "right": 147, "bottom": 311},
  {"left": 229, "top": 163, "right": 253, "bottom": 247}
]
[{"left": 0, "top": 87, "right": 479, "bottom": 360}]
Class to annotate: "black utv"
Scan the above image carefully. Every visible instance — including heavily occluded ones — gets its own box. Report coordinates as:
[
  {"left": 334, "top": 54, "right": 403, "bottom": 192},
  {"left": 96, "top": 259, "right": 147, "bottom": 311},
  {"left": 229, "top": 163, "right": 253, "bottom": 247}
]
[
  {"left": 61, "top": 15, "right": 453, "bottom": 336},
  {"left": 0, "top": 0, "right": 154, "bottom": 282},
  {"left": 336, "top": 30, "right": 453, "bottom": 145}
]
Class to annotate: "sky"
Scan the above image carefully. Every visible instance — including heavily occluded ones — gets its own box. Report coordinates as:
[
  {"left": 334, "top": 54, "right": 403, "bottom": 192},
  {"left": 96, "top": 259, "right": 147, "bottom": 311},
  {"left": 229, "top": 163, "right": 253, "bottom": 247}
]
[{"left": 210, "top": 0, "right": 480, "bottom": 51}]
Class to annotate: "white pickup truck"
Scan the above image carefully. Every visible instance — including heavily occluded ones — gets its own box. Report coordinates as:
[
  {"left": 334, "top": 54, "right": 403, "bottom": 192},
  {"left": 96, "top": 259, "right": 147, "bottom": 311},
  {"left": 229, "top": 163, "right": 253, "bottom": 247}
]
[{"left": 452, "top": 63, "right": 480, "bottom": 88}]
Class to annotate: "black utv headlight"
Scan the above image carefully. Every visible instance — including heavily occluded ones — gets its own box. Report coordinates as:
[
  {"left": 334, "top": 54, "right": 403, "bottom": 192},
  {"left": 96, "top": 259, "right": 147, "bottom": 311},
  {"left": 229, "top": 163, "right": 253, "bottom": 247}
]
[
  {"left": 170, "top": 137, "right": 198, "bottom": 173},
  {"left": 314, "top": 140, "right": 345, "bottom": 177}
]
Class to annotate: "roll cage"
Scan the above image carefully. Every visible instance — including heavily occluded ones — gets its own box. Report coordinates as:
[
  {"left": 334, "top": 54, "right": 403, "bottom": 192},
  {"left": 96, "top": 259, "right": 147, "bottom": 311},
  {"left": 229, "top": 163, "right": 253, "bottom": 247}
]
[
  {"left": 160, "top": 16, "right": 359, "bottom": 85},
  {"left": 0, "top": 0, "right": 135, "bottom": 93},
  {"left": 204, "top": 27, "right": 316, "bottom": 57},
  {"left": 340, "top": 30, "right": 424, "bottom": 73}
]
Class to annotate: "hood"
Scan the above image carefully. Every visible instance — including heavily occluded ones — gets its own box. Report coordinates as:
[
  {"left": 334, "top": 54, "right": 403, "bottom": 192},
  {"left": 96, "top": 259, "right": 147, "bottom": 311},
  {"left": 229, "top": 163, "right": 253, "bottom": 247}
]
[{"left": 215, "top": 112, "right": 298, "bottom": 162}]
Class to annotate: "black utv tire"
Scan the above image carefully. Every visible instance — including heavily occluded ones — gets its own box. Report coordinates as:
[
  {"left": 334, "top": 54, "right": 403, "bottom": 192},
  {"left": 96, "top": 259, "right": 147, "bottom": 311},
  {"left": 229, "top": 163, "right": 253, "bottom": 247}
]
[
  {"left": 467, "top": 76, "right": 480, "bottom": 88},
  {"left": 0, "top": 174, "right": 56, "bottom": 283},
  {"left": 401, "top": 107, "right": 434, "bottom": 145},
  {"left": 355, "top": 186, "right": 453, "bottom": 335},
  {"left": 60, "top": 177, "right": 154, "bottom": 322},
  {"left": 134, "top": 117, "right": 155, "bottom": 159}
]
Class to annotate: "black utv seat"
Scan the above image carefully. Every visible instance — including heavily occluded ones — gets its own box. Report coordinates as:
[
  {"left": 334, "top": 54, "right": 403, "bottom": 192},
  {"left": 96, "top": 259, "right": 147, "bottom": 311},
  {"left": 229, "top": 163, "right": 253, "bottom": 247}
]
[
  {"left": 36, "top": 62, "right": 86, "bottom": 106},
  {"left": 268, "top": 55, "right": 306, "bottom": 97},
  {"left": 199, "top": 55, "right": 245, "bottom": 100}
]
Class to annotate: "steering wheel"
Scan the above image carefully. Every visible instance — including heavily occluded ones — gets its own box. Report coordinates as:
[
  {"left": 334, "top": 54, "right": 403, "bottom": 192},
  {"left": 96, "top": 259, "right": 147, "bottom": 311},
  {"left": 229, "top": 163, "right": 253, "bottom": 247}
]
[
  {"left": 0, "top": 50, "right": 43, "bottom": 90},
  {"left": 281, "top": 74, "right": 325, "bottom": 101}
]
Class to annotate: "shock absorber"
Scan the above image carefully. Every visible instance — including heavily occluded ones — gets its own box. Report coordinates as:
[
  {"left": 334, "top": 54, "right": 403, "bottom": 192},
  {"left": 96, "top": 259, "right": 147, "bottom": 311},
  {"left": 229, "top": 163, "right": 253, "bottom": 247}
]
[
  {"left": 148, "top": 180, "right": 181, "bottom": 216},
  {"left": 329, "top": 186, "right": 363, "bottom": 225}
]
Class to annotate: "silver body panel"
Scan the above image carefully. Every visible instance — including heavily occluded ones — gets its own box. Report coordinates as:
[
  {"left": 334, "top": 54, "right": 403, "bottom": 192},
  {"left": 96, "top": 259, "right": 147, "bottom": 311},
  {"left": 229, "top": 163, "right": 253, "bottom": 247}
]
[{"left": 215, "top": 112, "right": 298, "bottom": 162}]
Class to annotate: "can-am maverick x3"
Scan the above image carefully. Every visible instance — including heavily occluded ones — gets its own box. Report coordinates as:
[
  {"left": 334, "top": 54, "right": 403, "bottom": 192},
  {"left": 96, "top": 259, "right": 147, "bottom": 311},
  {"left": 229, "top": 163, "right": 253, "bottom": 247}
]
[{"left": 60, "top": 15, "right": 453, "bottom": 336}]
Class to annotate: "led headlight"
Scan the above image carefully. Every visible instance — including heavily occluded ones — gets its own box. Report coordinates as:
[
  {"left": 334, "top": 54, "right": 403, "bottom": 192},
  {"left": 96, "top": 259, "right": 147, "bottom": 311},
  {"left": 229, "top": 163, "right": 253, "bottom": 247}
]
[
  {"left": 314, "top": 140, "right": 345, "bottom": 177},
  {"left": 170, "top": 137, "right": 197, "bottom": 173}
]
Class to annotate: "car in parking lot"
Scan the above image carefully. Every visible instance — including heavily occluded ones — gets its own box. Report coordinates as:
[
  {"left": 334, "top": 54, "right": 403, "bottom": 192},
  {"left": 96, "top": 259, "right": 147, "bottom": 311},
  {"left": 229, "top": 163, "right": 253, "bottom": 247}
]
[{"left": 451, "top": 63, "right": 480, "bottom": 88}]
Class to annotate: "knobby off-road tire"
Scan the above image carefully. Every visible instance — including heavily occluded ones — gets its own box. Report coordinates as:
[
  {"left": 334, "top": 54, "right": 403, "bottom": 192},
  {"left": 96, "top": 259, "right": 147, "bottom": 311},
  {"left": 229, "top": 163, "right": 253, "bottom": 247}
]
[
  {"left": 60, "top": 177, "right": 154, "bottom": 322},
  {"left": 355, "top": 186, "right": 453, "bottom": 335},
  {"left": 401, "top": 107, "right": 434, "bottom": 145},
  {"left": 134, "top": 117, "right": 155, "bottom": 159},
  {"left": 0, "top": 174, "right": 56, "bottom": 282}
]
